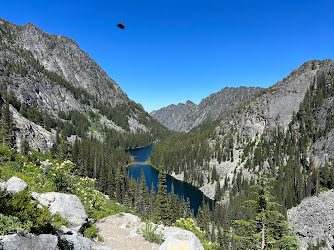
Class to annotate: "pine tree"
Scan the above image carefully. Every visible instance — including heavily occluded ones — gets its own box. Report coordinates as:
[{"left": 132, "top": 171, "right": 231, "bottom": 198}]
[
  {"left": 135, "top": 169, "right": 150, "bottom": 216},
  {"left": 185, "top": 197, "right": 192, "bottom": 219},
  {"left": 154, "top": 166, "right": 169, "bottom": 224},
  {"left": 215, "top": 181, "right": 221, "bottom": 201},
  {"left": 167, "top": 182, "right": 178, "bottom": 224},
  {"left": 232, "top": 177, "right": 300, "bottom": 249},
  {"left": 72, "top": 136, "right": 79, "bottom": 163},
  {"left": 150, "top": 182, "right": 157, "bottom": 217},
  {"left": 0, "top": 102, "right": 14, "bottom": 148}
]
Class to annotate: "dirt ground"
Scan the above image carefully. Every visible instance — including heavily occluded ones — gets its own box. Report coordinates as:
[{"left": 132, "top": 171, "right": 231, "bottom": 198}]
[{"left": 94, "top": 213, "right": 159, "bottom": 250}]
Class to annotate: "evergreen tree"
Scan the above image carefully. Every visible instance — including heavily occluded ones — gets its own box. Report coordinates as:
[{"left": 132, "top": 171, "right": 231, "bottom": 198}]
[
  {"left": 154, "top": 166, "right": 169, "bottom": 224},
  {"left": 167, "top": 182, "right": 179, "bottom": 224},
  {"left": 135, "top": 169, "right": 150, "bottom": 216},
  {"left": 0, "top": 101, "right": 14, "bottom": 147},
  {"left": 232, "top": 177, "right": 300, "bottom": 249}
]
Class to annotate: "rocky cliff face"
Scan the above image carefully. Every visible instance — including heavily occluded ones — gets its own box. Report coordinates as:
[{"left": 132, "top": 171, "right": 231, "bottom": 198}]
[
  {"left": 16, "top": 22, "right": 126, "bottom": 108},
  {"left": 150, "top": 87, "right": 262, "bottom": 132}
]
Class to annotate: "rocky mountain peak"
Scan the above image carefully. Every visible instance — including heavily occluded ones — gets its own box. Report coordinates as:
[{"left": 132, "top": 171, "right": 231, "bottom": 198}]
[{"left": 185, "top": 100, "right": 196, "bottom": 106}]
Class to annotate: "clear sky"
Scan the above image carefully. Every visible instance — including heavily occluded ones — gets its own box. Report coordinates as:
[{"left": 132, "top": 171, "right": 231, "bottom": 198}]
[{"left": 1, "top": 1, "right": 334, "bottom": 112}]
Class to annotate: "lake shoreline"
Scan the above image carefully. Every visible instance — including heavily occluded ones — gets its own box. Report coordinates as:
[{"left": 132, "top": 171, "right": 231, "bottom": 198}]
[{"left": 127, "top": 145, "right": 214, "bottom": 215}]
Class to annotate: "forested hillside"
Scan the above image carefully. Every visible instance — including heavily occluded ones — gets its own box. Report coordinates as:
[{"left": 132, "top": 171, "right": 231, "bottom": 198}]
[{"left": 150, "top": 58, "right": 334, "bottom": 226}]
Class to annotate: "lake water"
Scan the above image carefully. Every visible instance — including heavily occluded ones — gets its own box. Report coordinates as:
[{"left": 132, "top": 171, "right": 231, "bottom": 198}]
[{"left": 127, "top": 145, "right": 212, "bottom": 216}]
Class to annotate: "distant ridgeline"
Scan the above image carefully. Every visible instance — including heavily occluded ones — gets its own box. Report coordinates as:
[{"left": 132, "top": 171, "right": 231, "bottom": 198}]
[{"left": 150, "top": 86, "right": 263, "bottom": 132}]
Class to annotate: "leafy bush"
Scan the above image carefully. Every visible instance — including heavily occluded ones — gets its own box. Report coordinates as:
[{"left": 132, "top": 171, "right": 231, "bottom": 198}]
[
  {"left": 141, "top": 223, "right": 164, "bottom": 244},
  {"left": 52, "top": 212, "right": 70, "bottom": 230},
  {"left": 173, "top": 218, "right": 219, "bottom": 250},
  {"left": 0, "top": 213, "right": 32, "bottom": 235},
  {"left": 0, "top": 146, "right": 16, "bottom": 162},
  {"left": 0, "top": 189, "right": 65, "bottom": 234},
  {"left": 173, "top": 218, "right": 205, "bottom": 241},
  {"left": 48, "top": 160, "right": 75, "bottom": 192},
  {"left": 201, "top": 241, "right": 220, "bottom": 250},
  {"left": 83, "top": 224, "right": 99, "bottom": 239}
]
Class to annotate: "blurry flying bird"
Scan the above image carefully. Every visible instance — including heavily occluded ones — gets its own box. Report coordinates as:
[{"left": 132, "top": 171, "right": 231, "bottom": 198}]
[{"left": 117, "top": 21, "right": 126, "bottom": 29}]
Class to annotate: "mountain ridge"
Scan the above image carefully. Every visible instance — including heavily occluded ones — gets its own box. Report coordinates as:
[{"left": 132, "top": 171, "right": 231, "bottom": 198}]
[{"left": 150, "top": 86, "right": 262, "bottom": 132}]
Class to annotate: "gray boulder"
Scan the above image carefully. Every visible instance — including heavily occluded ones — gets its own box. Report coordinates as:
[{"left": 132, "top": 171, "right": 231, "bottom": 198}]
[
  {"left": 37, "top": 192, "right": 88, "bottom": 227},
  {"left": 157, "top": 226, "right": 204, "bottom": 250},
  {"left": 288, "top": 190, "right": 334, "bottom": 249},
  {"left": 0, "top": 233, "right": 58, "bottom": 250},
  {"left": 61, "top": 235, "right": 93, "bottom": 250},
  {"left": 4, "top": 176, "right": 28, "bottom": 193}
]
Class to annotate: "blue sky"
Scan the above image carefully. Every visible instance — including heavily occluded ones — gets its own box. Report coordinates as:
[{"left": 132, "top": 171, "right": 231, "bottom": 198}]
[{"left": 1, "top": 1, "right": 334, "bottom": 112}]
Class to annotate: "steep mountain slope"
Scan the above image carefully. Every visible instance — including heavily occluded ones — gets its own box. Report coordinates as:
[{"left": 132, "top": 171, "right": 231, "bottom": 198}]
[
  {"left": 151, "top": 59, "right": 334, "bottom": 202},
  {"left": 150, "top": 86, "right": 262, "bottom": 132},
  {"left": 0, "top": 17, "right": 169, "bottom": 151}
]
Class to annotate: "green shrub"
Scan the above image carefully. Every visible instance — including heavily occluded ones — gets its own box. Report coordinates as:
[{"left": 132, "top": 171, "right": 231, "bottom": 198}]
[
  {"left": 52, "top": 213, "right": 70, "bottom": 230},
  {"left": 48, "top": 160, "right": 74, "bottom": 193},
  {"left": 141, "top": 223, "right": 164, "bottom": 244},
  {"left": 0, "top": 189, "right": 63, "bottom": 234},
  {"left": 0, "top": 213, "right": 32, "bottom": 235},
  {"left": 173, "top": 218, "right": 205, "bottom": 241},
  {"left": 83, "top": 224, "right": 99, "bottom": 239},
  {"left": 0, "top": 146, "right": 16, "bottom": 162}
]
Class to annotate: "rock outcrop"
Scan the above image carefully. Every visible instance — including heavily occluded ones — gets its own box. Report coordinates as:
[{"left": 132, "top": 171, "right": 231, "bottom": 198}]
[
  {"left": 156, "top": 226, "right": 204, "bottom": 250},
  {"left": 10, "top": 105, "right": 55, "bottom": 154},
  {"left": 33, "top": 191, "right": 88, "bottom": 227},
  {"left": 0, "top": 233, "right": 97, "bottom": 250},
  {"left": 0, "top": 234, "right": 58, "bottom": 250},
  {"left": 287, "top": 190, "right": 334, "bottom": 249},
  {"left": 61, "top": 234, "right": 94, "bottom": 250}
]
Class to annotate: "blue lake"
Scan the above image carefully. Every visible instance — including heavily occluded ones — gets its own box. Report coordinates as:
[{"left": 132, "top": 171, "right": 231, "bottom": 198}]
[{"left": 127, "top": 145, "right": 213, "bottom": 216}]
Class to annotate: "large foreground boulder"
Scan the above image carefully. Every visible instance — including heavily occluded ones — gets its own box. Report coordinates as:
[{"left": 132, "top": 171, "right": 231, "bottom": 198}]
[
  {"left": 156, "top": 226, "right": 204, "bottom": 250},
  {"left": 288, "top": 190, "right": 334, "bottom": 249},
  {"left": 0, "top": 233, "right": 97, "bottom": 250},
  {"left": 34, "top": 192, "right": 88, "bottom": 227},
  {"left": 0, "top": 234, "right": 58, "bottom": 250}
]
